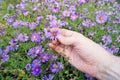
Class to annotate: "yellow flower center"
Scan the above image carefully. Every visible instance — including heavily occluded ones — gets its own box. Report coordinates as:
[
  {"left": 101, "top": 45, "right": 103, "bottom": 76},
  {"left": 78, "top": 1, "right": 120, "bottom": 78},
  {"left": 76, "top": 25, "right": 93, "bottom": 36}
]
[{"left": 99, "top": 16, "right": 103, "bottom": 20}]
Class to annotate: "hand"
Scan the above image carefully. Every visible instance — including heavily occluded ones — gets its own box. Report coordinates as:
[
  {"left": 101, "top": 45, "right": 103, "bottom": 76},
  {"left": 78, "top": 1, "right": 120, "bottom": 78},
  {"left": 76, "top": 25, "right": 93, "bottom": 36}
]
[{"left": 49, "top": 28, "right": 114, "bottom": 77}]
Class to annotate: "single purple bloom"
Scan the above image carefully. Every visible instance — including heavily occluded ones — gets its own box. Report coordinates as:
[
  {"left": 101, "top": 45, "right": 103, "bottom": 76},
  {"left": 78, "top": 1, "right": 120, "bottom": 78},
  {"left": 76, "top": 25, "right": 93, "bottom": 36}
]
[
  {"left": 28, "top": 47, "right": 38, "bottom": 58},
  {"left": 8, "top": 4, "right": 14, "bottom": 10},
  {"left": 29, "top": 22, "right": 37, "bottom": 30},
  {"left": 2, "top": 46, "right": 11, "bottom": 55},
  {"left": 44, "top": 22, "right": 49, "bottom": 27},
  {"left": 9, "top": 39, "right": 18, "bottom": 45},
  {"left": 0, "top": 66, "right": 2, "bottom": 70},
  {"left": 62, "top": 10, "right": 71, "bottom": 17},
  {"left": 49, "top": 54, "right": 58, "bottom": 61},
  {"left": 78, "top": 0, "right": 86, "bottom": 5},
  {"left": 50, "top": 20, "right": 62, "bottom": 28},
  {"left": 31, "top": 32, "right": 41, "bottom": 43},
  {"left": 102, "top": 35, "right": 112, "bottom": 44},
  {"left": 7, "top": 17, "right": 14, "bottom": 25},
  {"left": 1, "top": 55, "right": 9, "bottom": 63},
  {"left": 82, "top": 19, "right": 91, "bottom": 28},
  {"left": 50, "top": 62, "right": 63, "bottom": 73},
  {"left": 96, "top": 13, "right": 108, "bottom": 24},
  {"left": 0, "top": 48, "right": 3, "bottom": 55},
  {"left": 40, "top": 54, "right": 49, "bottom": 63},
  {"left": 42, "top": 74, "right": 54, "bottom": 80},
  {"left": 23, "top": 10, "right": 29, "bottom": 16},
  {"left": 109, "top": 45, "right": 119, "bottom": 54},
  {"left": 17, "top": 33, "right": 29, "bottom": 42},
  {"left": 70, "top": 13, "right": 78, "bottom": 21},
  {"left": 46, "top": 15, "right": 57, "bottom": 21},
  {"left": 35, "top": 46, "right": 44, "bottom": 55},
  {"left": 117, "top": 36, "right": 120, "bottom": 43},
  {"left": 9, "top": 44, "right": 19, "bottom": 51},
  {"left": 32, "top": 66, "right": 42, "bottom": 76},
  {"left": 52, "top": 6, "right": 60, "bottom": 13},
  {"left": 13, "top": 20, "right": 24, "bottom": 28},
  {"left": 88, "top": 32, "right": 95, "bottom": 37},
  {"left": 32, "top": 59, "right": 41, "bottom": 67},
  {"left": 25, "top": 64, "right": 31, "bottom": 71},
  {"left": 0, "top": 29, "right": 5, "bottom": 36}
]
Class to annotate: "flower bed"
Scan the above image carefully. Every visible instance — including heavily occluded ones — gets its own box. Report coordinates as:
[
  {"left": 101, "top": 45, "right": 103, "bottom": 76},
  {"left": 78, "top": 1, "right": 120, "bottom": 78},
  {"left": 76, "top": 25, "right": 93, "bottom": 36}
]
[{"left": 0, "top": 0, "right": 120, "bottom": 80}]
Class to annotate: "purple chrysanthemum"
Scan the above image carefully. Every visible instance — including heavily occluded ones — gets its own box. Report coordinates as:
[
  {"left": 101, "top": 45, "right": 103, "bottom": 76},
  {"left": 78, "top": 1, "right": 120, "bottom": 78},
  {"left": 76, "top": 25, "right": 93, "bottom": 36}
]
[
  {"left": 46, "top": 15, "right": 57, "bottom": 21},
  {"left": 109, "top": 45, "right": 119, "bottom": 54},
  {"left": 32, "top": 59, "right": 41, "bottom": 67},
  {"left": 96, "top": 13, "right": 108, "bottom": 24},
  {"left": 50, "top": 20, "right": 62, "bottom": 28},
  {"left": 78, "top": 0, "right": 86, "bottom": 5},
  {"left": 40, "top": 54, "right": 49, "bottom": 63},
  {"left": 0, "top": 48, "right": 3, "bottom": 55},
  {"left": 13, "top": 20, "right": 24, "bottom": 28},
  {"left": 1, "top": 55, "right": 9, "bottom": 63},
  {"left": 70, "top": 13, "right": 78, "bottom": 21},
  {"left": 44, "top": 28, "right": 60, "bottom": 40},
  {"left": 31, "top": 32, "right": 41, "bottom": 43},
  {"left": 102, "top": 35, "right": 112, "bottom": 44},
  {"left": 49, "top": 54, "right": 58, "bottom": 61},
  {"left": 17, "top": 33, "right": 29, "bottom": 42},
  {"left": 32, "top": 66, "right": 42, "bottom": 76},
  {"left": 28, "top": 47, "right": 38, "bottom": 58},
  {"left": 0, "top": 28, "right": 5, "bottom": 36},
  {"left": 42, "top": 74, "right": 54, "bottom": 80},
  {"left": 35, "top": 46, "right": 44, "bottom": 55},
  {"left": 25, "top": 64, "right": 31, "bottom": 71},
  {"left": 82, "top": 19, "right": 91, "bottom": 28},
  {"left": 117, "top": 36, "right": 120, "bottom": 43},
  {"left": 9, "top": 39, "right": 19, "bottom": 51},
  {"left": 2, "top": 46, "right": 11, "bottom": 55},
  {"left": 85, "top": 73, "right": 94, "bottom": 80},
  {"left": 50, "top": 62, "right": 63, "bottom": 73},
  {"left": 62, "top": 10, "right": 71, "bottom": 17},
  {"left": 22, "top": 10, "right": 29, "bottom": 16},
  {"left": 29, "top": 22, "right": 37, "bottom": 30}
]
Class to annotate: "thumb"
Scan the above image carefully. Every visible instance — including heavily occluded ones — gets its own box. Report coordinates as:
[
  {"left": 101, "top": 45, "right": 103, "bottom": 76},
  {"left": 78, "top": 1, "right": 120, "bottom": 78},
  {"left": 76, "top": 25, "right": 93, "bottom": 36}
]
[{"left": 57, "top": 34, "right": 76, "bottom": 45}]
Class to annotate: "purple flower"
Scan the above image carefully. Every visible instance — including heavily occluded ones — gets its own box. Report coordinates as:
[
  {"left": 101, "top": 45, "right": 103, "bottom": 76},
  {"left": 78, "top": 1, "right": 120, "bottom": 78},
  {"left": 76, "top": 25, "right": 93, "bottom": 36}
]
[
  {"left": 40, "top": 54, "right": 49, "bottom": 63},
  {"left": 8, "top": 4, "right": 14, "bottom": 10},
  {"left": 32, "top": 59, "right": 41, "bottom": 67},
  {"left": 50, "top": 62, "right": 63, "bottom": 73},
  {"left": 88, "top": 32, "right": 95, "bottom": 37},
  {"left": 52, "top": 6, "right": 60, "bottom": 13},
  {"left": 7, "top": 17, "right": 14, "bottom": 25},
  {"left": 1, "top": 55, "right": 9, "bottom": 63},
  {"left": 32, "top": 66, "right": 42, "bottom": 76},
  {"left": 36, "top": 16, "right": 44, "bottom": 24},
  {"left": 0, "top": 29, "right": 5, "bottom": 36},
  {"left": 0, "top": 48, "right": 3, "bottom": 55},
  {"left": 82, "top": 19, "right": 91, "bottom": 28},
  {"left": 62, "top": 10, "right": 71, "bottom": 17},
  {"left": 28, "top": 47, "right": 38, "bottom": 58},
  {"left": 44, "top": 28, "right": 60, "bottom": 40},
  {"left": 46, "top": 15, "right": 57, "bottom": 21},
  {"left": 29, "top": 22, "right": 37, "bottom": 30},
  {"left": 35, "top": 46, "right": 44, "bottom": 55},
  {"left": 102, "top": 35, "right": 112, "bottom": 44},
  {"left": 96, "top": 13, "right": 108, "bottom": 24},
  {"left": 9, "top": 39, "right": 19, "bottom": 51},
  {"left": 13, "top": 20, "right": 24, "bottom": 28},
  {"left": 117, "top": 36, "right": 120, "bottom": 43},
  {"left": 25, "top": 64, "right": 31, "bottom": 71},
  {"left": 78, "top": 0, "right": 86, "bottom": 5},
  {"left": 85, "top": 73, "right": 94, "bottom": 80},
  {"left": 109, "top": 45, "right": 119, "bottom": 54},
  {"left": 42, "top": 74, "right": 54, "bottom": 80},
  {"left": 17, "top": 33, "right": 29, "bottom": 42},
  {"left": 2, "top": 46, "right": 11, "bottom": 55},
  {"left": 70, "top": 13, "right": 78, "bottom": 21},
  {"left": 31, "top": 32, "right": 41, "bottom": 43},
  {"left": 23, "top": 10, "right": 29, "bottom": 16},
  {"left": 50, "top": 20, "right": 62, "bottom": 28},
  {"left": 49, "top": 54, "right": 58, "bottom": 61}
]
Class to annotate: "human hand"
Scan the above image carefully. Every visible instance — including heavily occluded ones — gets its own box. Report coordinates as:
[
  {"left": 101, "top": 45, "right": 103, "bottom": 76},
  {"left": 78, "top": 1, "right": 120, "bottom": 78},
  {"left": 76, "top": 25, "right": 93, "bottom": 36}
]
[{"left": 49, "top": 28, "right": 114, "bottom": 78}]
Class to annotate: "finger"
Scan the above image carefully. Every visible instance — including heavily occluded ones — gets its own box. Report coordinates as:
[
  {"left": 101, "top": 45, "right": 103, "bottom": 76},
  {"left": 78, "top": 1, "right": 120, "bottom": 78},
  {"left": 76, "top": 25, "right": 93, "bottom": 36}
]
[
  {"left": 50, "top": 28, "right": 73, "bottom": 37},
  {"left": 57, "top": 34, "right": 76, "bottom": 45},
  {"left": 49, "top": 43, "right": 56, "bottom": 49}
]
